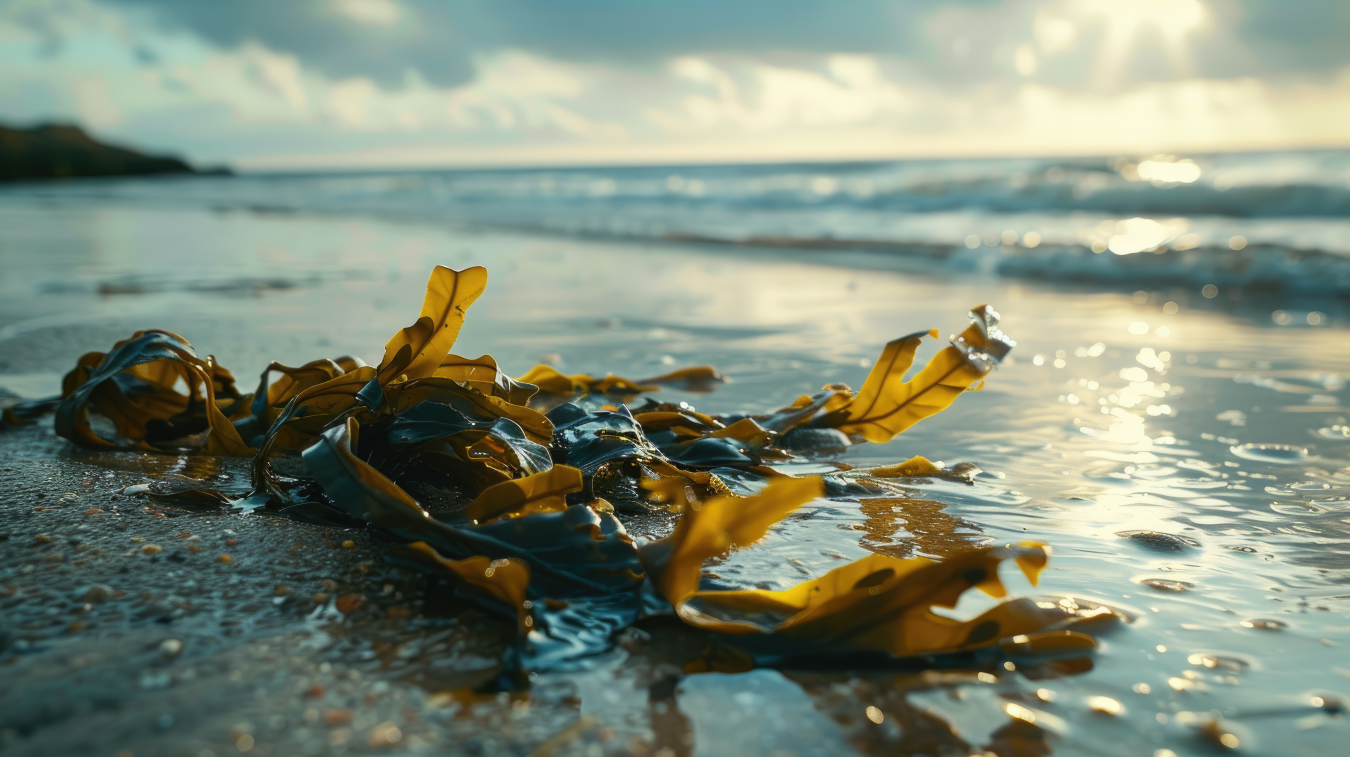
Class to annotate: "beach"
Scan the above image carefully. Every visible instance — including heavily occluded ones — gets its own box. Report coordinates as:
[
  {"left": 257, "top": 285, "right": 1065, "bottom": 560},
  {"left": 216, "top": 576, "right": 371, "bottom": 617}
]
[{"left": 2, "top": 164, "right": 1349, "bottom": 756}]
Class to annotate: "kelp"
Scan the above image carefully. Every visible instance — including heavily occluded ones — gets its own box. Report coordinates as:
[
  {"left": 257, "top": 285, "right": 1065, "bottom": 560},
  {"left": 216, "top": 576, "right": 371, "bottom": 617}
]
[
  {"left": 514, "top": 364, "right": 723, "bottom": 397},
  {"left": 53, "top": 330, "right": 252, "bottom": 455},
  {"left": 27, "top": 263, "right": 1121, "bottom": 677}
]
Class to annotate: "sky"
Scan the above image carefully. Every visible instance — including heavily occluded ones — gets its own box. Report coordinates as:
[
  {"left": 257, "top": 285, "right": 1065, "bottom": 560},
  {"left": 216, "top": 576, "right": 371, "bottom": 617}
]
[{"left": 1, "top": 0, "right": 1348, "bottom": 170}]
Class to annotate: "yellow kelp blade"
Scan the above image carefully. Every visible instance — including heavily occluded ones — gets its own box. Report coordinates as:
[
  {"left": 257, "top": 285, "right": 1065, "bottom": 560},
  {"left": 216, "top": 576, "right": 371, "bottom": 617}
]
[
  {"left": 250, "top": 358, "right": 348, "bottom": 420},
  {"left": 433, "top": 353, "right": 538, "bottom": 406},
  {"left": 758, "top": 388, "right": 852, "bottom": 433},
  {"left": 677, "top": 543, "right": 1066, "bottom": 657},
  {"left": 632, "top": 411, "right": 717, "bottom": 433},
  {"left": 638, "top": 366, "right": 725, "bottom": 392},
  {"left": 513, "top": 365, "right": 658, "bottom": 395},
  {"left": 247, "top": 367, "right": 378, "bottom": 498},
  {"left": 463, "top": 465, "right": 584, "bottom": 525},
  {"left": 639, "top": 476, "right": 825, "bottom": 605},
  {"left": 513, "top": 364, "right": 578, "bottom": 394},
  {"left": 870, "top": 455, "right": 943, "bottom": 478},
  {"left": 710, "top": 417, "right": 772, "bottom": 446},
  {"left": 821, "top": 306, "right": 1015, "bottom": 443},
  {"left": 401, "top": 543, "right": 532, "bottom": 633},
  {"left": 258, "top": 366, "right": 378, "bottom": 453},
  {"left": 376, "top": 265, "right": 488, "bottom": 388}
]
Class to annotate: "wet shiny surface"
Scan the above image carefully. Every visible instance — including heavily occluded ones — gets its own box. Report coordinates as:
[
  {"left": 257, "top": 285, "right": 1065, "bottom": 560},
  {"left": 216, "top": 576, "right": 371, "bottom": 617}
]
[{"left": 2, "top": 202, "right": 1348, "bottom": 755}]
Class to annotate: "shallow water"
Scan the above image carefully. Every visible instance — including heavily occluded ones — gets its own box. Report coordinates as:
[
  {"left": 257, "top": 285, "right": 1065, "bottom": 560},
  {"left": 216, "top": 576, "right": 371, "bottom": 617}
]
[{"left": 1, "top": 196, "right": 1348, "bottom": 756}]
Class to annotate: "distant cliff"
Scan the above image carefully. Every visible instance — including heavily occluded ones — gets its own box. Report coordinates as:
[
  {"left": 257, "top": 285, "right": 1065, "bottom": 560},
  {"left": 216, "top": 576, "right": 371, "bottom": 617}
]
[{"left": 0, "top": 123, "right": 222, "bottom": 181}]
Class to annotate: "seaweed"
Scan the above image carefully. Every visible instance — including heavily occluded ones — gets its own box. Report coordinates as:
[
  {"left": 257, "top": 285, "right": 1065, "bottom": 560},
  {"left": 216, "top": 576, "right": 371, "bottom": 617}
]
[{"left": 26, "top": 264, "right": 1123, "bottom": 677}]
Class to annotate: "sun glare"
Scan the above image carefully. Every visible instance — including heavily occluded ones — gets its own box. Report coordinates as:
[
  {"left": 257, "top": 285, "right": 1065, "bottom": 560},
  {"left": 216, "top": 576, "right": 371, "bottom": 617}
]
[
  {"left": 1086, "top": 0, "right": 1206, "bottom": 34},
  {"left": 1078, "top": 0, "right": 1208, "bottom": 85}
]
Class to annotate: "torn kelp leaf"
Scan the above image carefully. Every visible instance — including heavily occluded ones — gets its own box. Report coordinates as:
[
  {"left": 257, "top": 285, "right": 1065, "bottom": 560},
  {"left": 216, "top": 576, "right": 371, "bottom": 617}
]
[{"left": 36, "top": 264, "right": 1113, "bottom": 678}]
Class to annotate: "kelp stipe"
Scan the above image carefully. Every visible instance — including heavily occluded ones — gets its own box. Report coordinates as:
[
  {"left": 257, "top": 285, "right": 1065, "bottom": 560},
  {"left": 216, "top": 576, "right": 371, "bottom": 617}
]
[{"left": 25, "top": 264, "right": 1124, "bottom": 676}]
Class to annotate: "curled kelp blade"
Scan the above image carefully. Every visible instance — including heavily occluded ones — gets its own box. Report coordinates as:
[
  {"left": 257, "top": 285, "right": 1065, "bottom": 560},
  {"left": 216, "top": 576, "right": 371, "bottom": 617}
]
[
  {"left": 302, "top": 417, "right": 643, "bottom": 598},
  {"left": 638, "top": 476, "right": 826, "bottom": 605},
  {"left": 674, "top": 543, "right": 1078, "bottom": 659},
  {"left": 515, "top": 365, "right": 658, "bottom": 396},
  {"left": 434, "top": 353, "right": 539, "bottom": 406},
  {"left": 386, "top": 377, "right": 554, "bottom": 445},
  {"left": 809, "top": 306, "right": 1015, "bottom": 443},
  {"left": 638, "top": 366, "right": 726, "bottom": 392},
  {"left": 54, "top": 330, "right": 251, "bottom": 455},
  {"left": 462, "top": 465, "right": 583, "bottom": 525},
  {"left": 376, "top": 265, "right": 488, "bottom": 395},
  {"left": 248, "top": 358, "right": 348, "bottom": 420},
  {"left": 248, "top": 365, "right": 378, "bottom": 463}
]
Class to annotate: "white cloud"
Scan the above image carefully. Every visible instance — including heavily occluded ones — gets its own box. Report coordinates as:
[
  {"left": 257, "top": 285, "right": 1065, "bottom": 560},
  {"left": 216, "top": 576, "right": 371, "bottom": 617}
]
[
  {"left": 71, "top": 75, "right": 120, "bottom": 126},
  {"left": 328, "top": 0, "right": 403, "bottom": 29},
  {"left": 653, "top": 55, "right": 909, "bottom": 132},
  {"left": 1, "top": 0, "right": 1349, "bottom": 169}
]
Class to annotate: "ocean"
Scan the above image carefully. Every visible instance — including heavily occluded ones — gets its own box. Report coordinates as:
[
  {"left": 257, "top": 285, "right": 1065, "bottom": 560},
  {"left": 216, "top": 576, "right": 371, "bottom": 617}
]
[{"left": 7, "top": 149, "right": 1350, "bottom": 300}]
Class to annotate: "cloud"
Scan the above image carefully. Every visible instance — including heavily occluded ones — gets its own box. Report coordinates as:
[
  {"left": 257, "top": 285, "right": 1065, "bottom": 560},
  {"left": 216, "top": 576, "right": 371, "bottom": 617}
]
[
  {"left": 651, "top": 55, "right": 910, "bottom": 132},
  {"left": 2, "top": 0, "right": 1349, "bottom": 168}
]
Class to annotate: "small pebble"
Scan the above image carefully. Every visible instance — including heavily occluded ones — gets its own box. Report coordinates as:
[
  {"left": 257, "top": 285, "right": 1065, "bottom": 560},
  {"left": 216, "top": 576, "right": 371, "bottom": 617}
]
[
  {"left": 81, "top": 585, "right": 114, "bottom": 603},
  {"left": 336, "top": 594, "right": 365, "bottom": 614},
  {"left": 141, "top": 544, "right": 162, "bottom": 556},
  {"left": 85, "top": 509, "right": 103, "bottom": 515},
  {"left": 160, "top": 638, "right": 183, "bottom": 658},
  {"left": 341, "top": 540, "right": 356, "bottom": 549},
  {"left": 323, "top": 708, "right": 353, "bottom": 726},
  {"left": 217, "top": 554, "right": 232, "bottom": 563}
]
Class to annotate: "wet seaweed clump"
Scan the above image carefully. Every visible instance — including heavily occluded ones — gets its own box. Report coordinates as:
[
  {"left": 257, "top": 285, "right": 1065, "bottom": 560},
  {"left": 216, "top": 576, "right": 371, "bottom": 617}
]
[{"left": 5, "top": 265, "right": 1120, "bottom": 677}]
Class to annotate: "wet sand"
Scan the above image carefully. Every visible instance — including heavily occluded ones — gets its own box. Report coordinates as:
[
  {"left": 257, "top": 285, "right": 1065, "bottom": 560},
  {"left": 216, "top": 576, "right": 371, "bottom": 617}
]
[{"left": 2, "top": 202, "right": 1348, "bottom": 756}]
